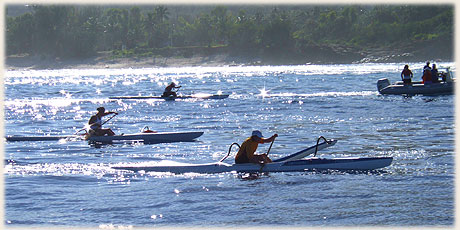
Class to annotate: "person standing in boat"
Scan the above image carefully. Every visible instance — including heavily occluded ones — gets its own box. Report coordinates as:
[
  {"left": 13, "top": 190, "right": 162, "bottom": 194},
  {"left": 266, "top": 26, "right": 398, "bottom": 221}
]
[
  {"left": 431, "top": 64, "right": 439, "bottom": 83},
  {"left": 401, "top": 65, "right": 413, "bottom": 85},
  {"left": 423, "top": 61, "right": 432, "bottom": 71},
  {"left": 235, "top": 130, "right": 278, "bottom": 165},
  {"left": 88, "top": 107, "right": 118, "bottom": 136},
  {"left": 162, "top": 82, "right": 181, "bottom": 97}
]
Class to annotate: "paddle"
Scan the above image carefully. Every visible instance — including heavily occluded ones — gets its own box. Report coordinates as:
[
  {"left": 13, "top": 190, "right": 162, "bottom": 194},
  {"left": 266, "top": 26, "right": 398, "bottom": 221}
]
[
  {"left": 259, "top": 137, "right": 276, "bottom": 173},
  {"left": 101, "top": 113, "right": 118, "bottom": 126},
  {"left": 266, "top": 138, "right": 275, "bottom": 157}
]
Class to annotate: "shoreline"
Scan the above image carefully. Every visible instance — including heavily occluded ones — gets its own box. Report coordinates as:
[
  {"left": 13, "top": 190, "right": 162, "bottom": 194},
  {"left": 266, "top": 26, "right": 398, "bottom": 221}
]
[
  {"left": 5, "top": 51, "right": 453, "bottom": 71},
  {"left": 5, "top": 53, "right": 237, "bottom": 71}
]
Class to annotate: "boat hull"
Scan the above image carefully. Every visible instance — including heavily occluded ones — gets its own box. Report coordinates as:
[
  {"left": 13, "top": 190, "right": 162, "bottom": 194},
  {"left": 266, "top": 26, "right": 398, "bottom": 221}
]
[
  {"left": 5, "top": 135, "right": 78, "bottom": 141},
  {"left": 113, "top": 157, "right": 393, "bottom": 173},
  {"left": 87, "top": 131, "right": 203, "bottom": 143},
  {"left": 377, "top": 78, "right": 454, "bottom": 95},
  {"left": 5, "top": 131, "right": 203, "bottom": 143}
]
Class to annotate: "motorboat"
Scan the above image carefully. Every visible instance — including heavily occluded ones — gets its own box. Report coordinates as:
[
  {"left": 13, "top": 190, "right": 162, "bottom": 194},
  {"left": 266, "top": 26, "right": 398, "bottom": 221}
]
[{"left": 377, "top": 67, "right": 454, "bottom": 95}]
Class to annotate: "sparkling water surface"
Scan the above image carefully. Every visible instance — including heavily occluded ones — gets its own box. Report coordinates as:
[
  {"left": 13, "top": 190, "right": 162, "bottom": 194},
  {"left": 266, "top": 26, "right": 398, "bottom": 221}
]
[{"left": 4, "top": 63, "right": 455, "bottom": 227}]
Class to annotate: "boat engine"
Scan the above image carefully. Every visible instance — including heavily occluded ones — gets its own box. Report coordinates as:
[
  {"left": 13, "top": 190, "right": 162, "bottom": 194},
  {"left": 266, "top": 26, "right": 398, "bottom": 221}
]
[
  {"left": 377, "top": 78, "right": 390, "bottom": 92},
  {"left": 445, "top": 67, "right": 454, "bottom": 82}
]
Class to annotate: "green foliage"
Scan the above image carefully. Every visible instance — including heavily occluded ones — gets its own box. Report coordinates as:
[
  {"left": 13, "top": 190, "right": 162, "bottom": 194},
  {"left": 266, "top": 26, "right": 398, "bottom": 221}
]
[{"left": 5, "top": 4, "right": 453, "bottom": 59}]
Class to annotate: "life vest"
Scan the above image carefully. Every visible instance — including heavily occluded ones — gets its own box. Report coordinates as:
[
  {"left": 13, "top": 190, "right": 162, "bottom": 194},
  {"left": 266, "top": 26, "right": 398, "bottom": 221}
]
[{"left": 422, "top": 71, "right": 432, "bottom": 83}]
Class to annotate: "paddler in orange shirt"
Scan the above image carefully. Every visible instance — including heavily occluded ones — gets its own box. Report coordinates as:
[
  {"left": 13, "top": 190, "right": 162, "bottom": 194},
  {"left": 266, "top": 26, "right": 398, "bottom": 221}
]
[{"left": 235, "top": 130, "right": 278, "bottom": 164}]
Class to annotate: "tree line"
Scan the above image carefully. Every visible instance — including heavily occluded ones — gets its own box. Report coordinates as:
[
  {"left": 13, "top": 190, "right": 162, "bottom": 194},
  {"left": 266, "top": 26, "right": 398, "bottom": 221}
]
[{"left": 6, "top": 5, "right": 453, "bottom": 60}]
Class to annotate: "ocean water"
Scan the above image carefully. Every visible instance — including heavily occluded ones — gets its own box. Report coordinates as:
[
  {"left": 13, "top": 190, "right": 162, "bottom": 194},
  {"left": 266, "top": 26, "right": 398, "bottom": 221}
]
[{"left": 4, "top": 63, "right": 455, "bottom": 228}]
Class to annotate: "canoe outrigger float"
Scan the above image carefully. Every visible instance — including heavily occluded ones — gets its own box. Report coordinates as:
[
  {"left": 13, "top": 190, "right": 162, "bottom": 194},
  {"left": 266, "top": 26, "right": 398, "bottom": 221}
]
[
  {"left": 109, "top": 93, "right": 229, "bottom": 100},
  {"left": 5, "top": 130, "right": 204, "bottom": 144},
  {"left": 113, "top": 137, "right": 393, "bottom": 173}
]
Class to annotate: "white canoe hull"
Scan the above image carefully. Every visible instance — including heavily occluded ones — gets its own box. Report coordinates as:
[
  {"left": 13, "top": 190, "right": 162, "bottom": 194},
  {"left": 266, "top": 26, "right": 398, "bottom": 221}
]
[
  {"left": 113, "top": 157, "right": 393, "bottom": 173},
  {"left": 5, "top": 131, "right": 203, "bottom": 143}
]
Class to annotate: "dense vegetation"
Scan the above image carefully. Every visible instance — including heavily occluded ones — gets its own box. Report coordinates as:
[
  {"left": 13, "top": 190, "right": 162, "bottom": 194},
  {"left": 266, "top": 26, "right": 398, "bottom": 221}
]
[{"left": 6, "top": 4, "right": 453, "bottom": 62}]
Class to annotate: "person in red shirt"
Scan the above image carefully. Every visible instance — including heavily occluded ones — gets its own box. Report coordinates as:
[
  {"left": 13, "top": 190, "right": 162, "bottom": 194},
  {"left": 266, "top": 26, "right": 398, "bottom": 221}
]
[{"left": 422, "top": 68, "right": 432, "bottom": 84}]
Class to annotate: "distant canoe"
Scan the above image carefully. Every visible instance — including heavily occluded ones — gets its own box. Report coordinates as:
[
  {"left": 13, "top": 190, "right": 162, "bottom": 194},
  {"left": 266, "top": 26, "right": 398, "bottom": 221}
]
[{"left": 110, "top": 93, "right": 229, "bottom": 100}]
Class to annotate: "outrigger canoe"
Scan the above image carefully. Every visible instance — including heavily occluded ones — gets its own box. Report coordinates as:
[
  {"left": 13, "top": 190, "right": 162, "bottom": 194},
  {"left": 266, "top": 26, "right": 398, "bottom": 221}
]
[
  {"left": 5, "top": 131, "right": 204, "bottom": 144},
  {"left": 110, "top": 93, "right": 229, "bottom": 100},
  {"left": 113, "top": 157, "right": 392, "bottom": 173},
  {"left": 113, "top": 138, "right": 393, "bottom": 173}
]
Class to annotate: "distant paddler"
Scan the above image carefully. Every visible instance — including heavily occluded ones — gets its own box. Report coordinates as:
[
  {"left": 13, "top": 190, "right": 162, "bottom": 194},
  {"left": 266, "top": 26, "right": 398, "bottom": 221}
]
[
  {"left": 87, "top": 107, "right": 118, "bottom": 136},
  {"left": 162, "top": 82, "right": 181, "bottom": 97},
  {"left": 235, "top": 130, "right": 278, "bottom": 165}
]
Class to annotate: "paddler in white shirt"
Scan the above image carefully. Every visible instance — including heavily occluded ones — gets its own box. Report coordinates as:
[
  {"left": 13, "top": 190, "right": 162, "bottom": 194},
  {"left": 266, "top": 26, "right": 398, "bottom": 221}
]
[
  {"left": 88, "top": 107, "right": 118, "bottom": 136},
  {"left": 235, "top": 130, "right": 278, "bottom": 164}
]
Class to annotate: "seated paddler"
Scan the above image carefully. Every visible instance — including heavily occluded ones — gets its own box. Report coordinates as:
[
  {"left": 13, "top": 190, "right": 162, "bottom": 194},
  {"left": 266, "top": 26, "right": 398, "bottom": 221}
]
[
  {"left": 235, "top": 130, "right": 278, "bottom": 164},
  {"left": 162, "top": 82, "right": 181, "bottom": 97},
  {"left": 88, "top": 107, "right": 118, "bottom": 136}
]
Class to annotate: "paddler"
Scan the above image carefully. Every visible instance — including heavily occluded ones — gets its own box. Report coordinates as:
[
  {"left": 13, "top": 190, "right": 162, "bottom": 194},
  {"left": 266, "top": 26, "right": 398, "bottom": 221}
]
[
  {"left": 162, "top": 82, "right": 181, "bottom": 97},
  {"left": 235, "top": 130, "right": 278, "bottom": 164},
  {"left": 88, "top": 107, "right": 118, "bottom": 136}
]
